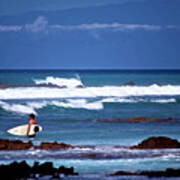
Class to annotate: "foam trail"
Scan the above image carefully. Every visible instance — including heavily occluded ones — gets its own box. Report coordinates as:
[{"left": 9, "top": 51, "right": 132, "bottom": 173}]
[
  {"left": 0, "top": 84, "right": 180, "bottom": 99},
  {"left": 102, "top": 98, "right": 137, "bottom": 103},
  {"left": 150, "top": 98, "right": 176, "bottom": 103},
  {"left": 34, "top": 76, "right": 83, "bottom": 88},
  {"left": 101, "top": 97, "right": 176, "bottom": 103},
  {"left": 0, "top": 101, "right": 37, "bottom": 115},
  {"left": 52, "top": 99, "right": 103, "bottom": 110},
  {"left": 26, "top": 101, "right": 48, "bottom": 109}
]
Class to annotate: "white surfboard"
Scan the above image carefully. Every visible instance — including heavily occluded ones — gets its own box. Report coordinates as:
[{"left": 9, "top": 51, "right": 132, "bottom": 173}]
[{"left": 7, "top": 124, "right": 42, "bottom": 136}]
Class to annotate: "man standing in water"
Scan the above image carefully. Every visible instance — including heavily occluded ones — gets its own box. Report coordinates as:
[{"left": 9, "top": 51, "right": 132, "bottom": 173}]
[{"left": 27, "top": 113, "right": 38, "bottom": 137}]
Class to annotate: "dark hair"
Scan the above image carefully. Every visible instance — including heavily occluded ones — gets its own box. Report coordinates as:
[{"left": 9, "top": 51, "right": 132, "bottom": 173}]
[{"left": 29, "top": 113, "right": 35, "bottom": 119}]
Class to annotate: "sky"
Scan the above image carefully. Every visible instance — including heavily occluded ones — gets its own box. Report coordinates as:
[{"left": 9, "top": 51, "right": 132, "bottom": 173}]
[{"left": 0, "top": 0, "right": 180, "bottom": 69}]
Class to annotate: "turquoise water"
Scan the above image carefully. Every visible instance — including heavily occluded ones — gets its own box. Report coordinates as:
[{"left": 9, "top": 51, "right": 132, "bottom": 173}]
[{"left": 0, "top": 70, "right": 180, "bottom": 179}]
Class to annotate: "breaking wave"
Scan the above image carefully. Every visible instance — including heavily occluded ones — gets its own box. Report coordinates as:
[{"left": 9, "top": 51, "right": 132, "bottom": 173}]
[
  {"left": 33, "top": 76, "right": 83, "bottom": 88},
  {"left": 0, "top": 84, "right": 180, "bottom": 100},
  {"left": 0, "top": 101, "right": 37, "bottom": 115},
  {"left": 0, "top": 99, "right": 104, "bottom": 115},
  {"left": 51, "top": 99, "right": 103, "bottom": 110},
  {"left": 0, "top": 95, "right": 177, "bottom": 115}
]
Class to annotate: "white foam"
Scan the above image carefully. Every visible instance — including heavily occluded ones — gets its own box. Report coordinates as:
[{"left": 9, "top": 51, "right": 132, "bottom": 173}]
[
  {"left": 0, "top": 84, "right": 180, "bottom": 100},
  {"left": 34, "top": 76, "right": 83, "bottom": 88},
  {"left": 0, "top": 99, "right": 103, "bottom": 114},
  {"left": 101, "top": 97, "right": 176, "bottom": 103},
  {"left": 150, "top": 98, "right": 176, "bottom": 103},
  {"left": 52, "top": 99, "right": 103, "bottom": 110},
  {"left": 102, "top": 98, "right": 137, "bottom": 103},
  {"left": 26, "top": 101, "right": 48, "bottom": 109},
  {"left": 0, "top": 101, "right": 37, "bottom": 115}
]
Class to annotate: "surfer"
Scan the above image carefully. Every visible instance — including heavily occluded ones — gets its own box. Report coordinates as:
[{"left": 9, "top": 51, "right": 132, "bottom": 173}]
[{"left": 27, "top": 113, "right": 38, "bottom": 137}]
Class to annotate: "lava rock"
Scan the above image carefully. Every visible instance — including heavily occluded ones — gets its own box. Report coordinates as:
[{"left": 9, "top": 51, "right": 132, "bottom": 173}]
[
  {"left": 81, "top": 153, "right": 97, "bottom": 159},
  {"left": 0, "top": 161, "right": 78, "bottom": 179},
  {"left": 131, "top": 136, "right": 180, "bottom": 149},
  {"left": 109, "top": 171, "right": 138, "bottom": 176},
  {"left": 36, "top": 141, "right": 74, "bottom": 150},
  {"left": 123, "top": 81, "right": 136, "bottom": 86},
  {"left": 0, "top": 139, "right": 33, "bottom": 151},
  {"left": 98, "top": 117, "right": 173, "bottom": 123}
]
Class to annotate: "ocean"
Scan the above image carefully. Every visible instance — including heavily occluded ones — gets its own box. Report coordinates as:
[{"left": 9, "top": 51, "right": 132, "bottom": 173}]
[{"left": 0, "top": 69, "right": 180, "bottom": 180}]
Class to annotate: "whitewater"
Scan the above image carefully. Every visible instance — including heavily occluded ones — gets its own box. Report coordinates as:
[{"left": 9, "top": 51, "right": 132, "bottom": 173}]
[{"left": 1, "top": 84, "right": 180, "bottom": 100}]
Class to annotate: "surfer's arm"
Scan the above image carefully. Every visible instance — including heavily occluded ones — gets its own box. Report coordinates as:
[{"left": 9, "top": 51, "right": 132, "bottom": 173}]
[{"left": 27, "top": 123, "right": 31, "bottom": 136}]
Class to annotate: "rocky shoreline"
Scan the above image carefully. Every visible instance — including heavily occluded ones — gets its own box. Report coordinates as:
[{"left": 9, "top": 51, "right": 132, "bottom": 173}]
[
  {"left": 0, "top": 139, "right": 75, "bottom": 151},
  {"left": 0, "top": 161, "right": 78, "bottom": 180},
  {"left": 1, "top": 137, "right": 180, "bottom": 179},
  {"left": 1, "top": 136, "right": 180, "bottom": 151},
  {"left": 1, "top": 160, "right": 180, "bottom": 179}
]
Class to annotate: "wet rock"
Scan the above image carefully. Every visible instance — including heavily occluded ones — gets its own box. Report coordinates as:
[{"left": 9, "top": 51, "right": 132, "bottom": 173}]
[
  {"left": 0, "top": 83, "right": 17, "bottom": 89},
  {"left": 58, "top": 166, "right": 78, "bottom": 176},
  {"left": 0, "top": 161, "right": 78, "bottom": 179},
  {"left": 81, "top": 153, "right": 97, "bottom": 159},
  {"left": 109, "top": 168, "right": 180, "bottom": 177},
  {"left": 128, "top": 117, "right": 173, "bottom": 123},
  {"left": 140, "top": 168, "right": 180, "bottom": 177},
  {"left": 109, "top": 171, "right": 138, "bottom": 176},
  {"left": 0, "top": 83, "right": 67, "bottom": 89},
  {"left": 0, "top": 139, "right": 33, "bottom": 151},
  {"left": 131, "top": 136, "right": 180, "bottom": 149},
  {"left": 98, "top": 117, "right": 173, "bottom": 123},
  {"left": 33, "top": 162, "right": 57, "bottom": 176},
  {"left": 76, "top": 85, "right": 85, "bottom": 88},
  {"left": 36, "top": 141, "right": 74, "bottom": 150},
  {"left": 123, "top": 81, "right": 136, "bottom": 86},
  {"left": 0, "top": 161, "right": 31, "bottom": 179},
  {"left": 0, "top": 139, "right": 75, "bottom": 151}
]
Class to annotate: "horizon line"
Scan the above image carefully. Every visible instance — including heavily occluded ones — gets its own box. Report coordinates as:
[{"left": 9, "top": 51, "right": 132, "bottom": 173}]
[{"left": 0, "top": 68, "right": 180, "bottom": 71}]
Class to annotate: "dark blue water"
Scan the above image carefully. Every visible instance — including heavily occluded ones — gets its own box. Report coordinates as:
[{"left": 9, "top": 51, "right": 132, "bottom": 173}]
[{"left": 0, "top": 70, "right": 180, "bottom": 179}]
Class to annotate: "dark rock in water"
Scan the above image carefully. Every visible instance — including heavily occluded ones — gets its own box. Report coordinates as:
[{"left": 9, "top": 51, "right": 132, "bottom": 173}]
[
  {"left": 109, "top": 171, "right": 138, "bottom": 176},
  {"left": 128, "top": 117, "right": 173, "bottom": 123},
  {"left": 36, "top": 141, "right": 75, "bottom": 150},
  {"left": 0, "top": 83, "right": 16, "bottom": 89},
  {"left": 58, "top": 166, "right": 78, "bottom": 176},
  {"left": 35, "top": 83, "right": 67, "bottom": 88},
  {"left": 0, "top": 83, "right": 68, "bottom": 89},
  {"left": 140, "top": 168, "right": 180, "bottom": 177},
  {"left": 0, "top": 139, "right": 33, "bottom": 151},
  {"left": 123, "top": 81, "right": 136, "bottom": 86},
  {"left": 0, "top": 139, "right": 75, "bottom": 151},
  {"left": 81, "top": 153, "right": 97, "bottom": 159},
  {"left": 109, "top": 168, "right": 180, "bottom": 177},
  {"left": 76, "top": 85, "right": 84, "bottom": 88},
  {"left": 131, "top": 136, "right": 180, "bottom": 149},
  {"left": 0, "top": 161, "right": 78, "bottom": 179},
  {"left": 0, "top": 161, "right": 31, "bottom": 179},
  {"left": 98, "top": 117, "right": 174, "bottom": 123},
  {"left": 33, "top": 162, "right": 57, "bottom": 176}
]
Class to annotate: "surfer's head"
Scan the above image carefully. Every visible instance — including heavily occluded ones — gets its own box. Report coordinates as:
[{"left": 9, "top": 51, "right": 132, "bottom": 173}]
[{"left": 29, "top": 113, "right": 35, "bottom": 119}]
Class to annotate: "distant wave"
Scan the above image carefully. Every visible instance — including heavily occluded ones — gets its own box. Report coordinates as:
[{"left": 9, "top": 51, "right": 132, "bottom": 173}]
[
  {"left": 102, "top": 97, "right": 176, "bottom": 103},
  {"left": 33, "top": 76, "right": 83, "bottom": 88},
  {"left": 0, "top": 84, "right": 180, "bottom": 100},
  {"left": 0, "top": 96, "right": 177, "bottom": 115},
  {"left": 0, "top": 99, "right": 103, "bottom": 115}
]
